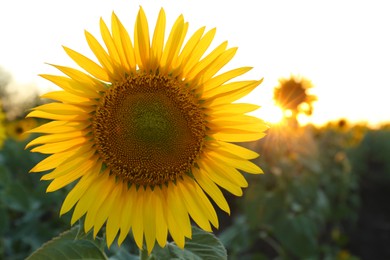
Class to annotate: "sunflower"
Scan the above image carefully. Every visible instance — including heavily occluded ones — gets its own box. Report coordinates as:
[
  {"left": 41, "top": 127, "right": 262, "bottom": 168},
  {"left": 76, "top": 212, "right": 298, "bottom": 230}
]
[
  {"left": 27, "top": 7, "right": 267, "bottom": 253},
  {"left": 6, "top": 118, "right": 37, "bottom": 141}
]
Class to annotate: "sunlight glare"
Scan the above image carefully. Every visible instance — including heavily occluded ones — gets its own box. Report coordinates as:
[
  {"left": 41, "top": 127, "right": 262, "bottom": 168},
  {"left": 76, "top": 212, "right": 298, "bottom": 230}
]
[{"left": 251, "top": 103, "right": 284, "bottom": 125}]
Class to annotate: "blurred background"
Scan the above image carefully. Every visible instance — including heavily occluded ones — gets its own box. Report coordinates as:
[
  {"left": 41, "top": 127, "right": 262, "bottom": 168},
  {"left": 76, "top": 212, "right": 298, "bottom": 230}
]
[{"left": 1, "top": 0, "right": 389, "bottom": 259}]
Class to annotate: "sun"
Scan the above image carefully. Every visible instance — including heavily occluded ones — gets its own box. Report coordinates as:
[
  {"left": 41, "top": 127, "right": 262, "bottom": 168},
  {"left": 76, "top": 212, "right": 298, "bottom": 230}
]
[{"left": 251, "top": 101, "right": 284, "bottom": 125}]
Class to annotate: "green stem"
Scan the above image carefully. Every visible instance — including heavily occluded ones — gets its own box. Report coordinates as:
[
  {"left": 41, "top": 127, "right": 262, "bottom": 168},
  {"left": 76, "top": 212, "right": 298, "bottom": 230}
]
[{"left": 139, "top": 247, "right": 149, "bottom": 260}]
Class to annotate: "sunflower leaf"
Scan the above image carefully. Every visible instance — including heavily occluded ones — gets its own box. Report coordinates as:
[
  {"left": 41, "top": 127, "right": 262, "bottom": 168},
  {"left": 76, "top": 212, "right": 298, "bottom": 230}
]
[
  {"left": 152, "top": 226, "right": 227, "bottom": 260},
  {"left": 26, "top": 225, "right": 107, "bottom": 260}
]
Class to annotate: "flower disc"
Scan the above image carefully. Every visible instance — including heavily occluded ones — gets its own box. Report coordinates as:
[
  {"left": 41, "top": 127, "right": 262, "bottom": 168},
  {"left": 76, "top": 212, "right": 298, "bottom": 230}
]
[{"left": 93, "top": 74, "right": 206, "bottom": 186}]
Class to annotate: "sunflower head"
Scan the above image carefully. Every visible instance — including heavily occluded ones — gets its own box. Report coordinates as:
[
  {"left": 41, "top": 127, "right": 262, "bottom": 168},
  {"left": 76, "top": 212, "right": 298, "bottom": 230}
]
[
  {"left": 273, "top": 75, "right": 317, "bottom": 117},
  {"left": 27, "top": 6, "right": 267, "bottom": 253},
  {"left": 6, "top": 118, "right": 37, "bottom": 141},
  {"left": 0, "top": 102, "right": 6, "bottom": 147}
]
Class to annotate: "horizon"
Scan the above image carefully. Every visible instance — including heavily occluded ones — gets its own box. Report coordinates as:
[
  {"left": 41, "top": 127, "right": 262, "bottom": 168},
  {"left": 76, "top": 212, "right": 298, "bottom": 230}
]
[{"left": 1, "top": 0, "right": 389, "bottom": 127}]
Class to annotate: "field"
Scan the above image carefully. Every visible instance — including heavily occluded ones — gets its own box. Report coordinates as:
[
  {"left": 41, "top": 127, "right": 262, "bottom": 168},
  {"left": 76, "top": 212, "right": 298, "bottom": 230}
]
[{"left": 1, "top": 118, "right": 389, "bottom": 259}]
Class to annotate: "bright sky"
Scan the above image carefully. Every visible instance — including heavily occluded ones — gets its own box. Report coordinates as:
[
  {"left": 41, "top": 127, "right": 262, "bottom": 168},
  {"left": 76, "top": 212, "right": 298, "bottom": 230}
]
[{"left": 1, "top": 0, "right": 389, "bottom": 126}]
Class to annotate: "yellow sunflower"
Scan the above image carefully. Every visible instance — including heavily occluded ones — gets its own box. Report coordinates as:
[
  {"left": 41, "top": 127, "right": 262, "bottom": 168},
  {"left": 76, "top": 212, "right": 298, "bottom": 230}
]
[
  {"left": 0, "top": 103, "right": 6, "bottom": 147},
  {"left": 27, "top": 7, "right": 267, "bottom": 253},
  {"left": 6, "top": 118, "right": 37, "bottom": 141}
]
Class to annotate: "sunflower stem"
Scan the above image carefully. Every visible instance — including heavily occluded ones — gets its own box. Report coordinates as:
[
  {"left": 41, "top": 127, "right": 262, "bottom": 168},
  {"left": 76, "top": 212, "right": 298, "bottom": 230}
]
[{"left": 139, "top": 247, "right": 149, "bottom": 260}]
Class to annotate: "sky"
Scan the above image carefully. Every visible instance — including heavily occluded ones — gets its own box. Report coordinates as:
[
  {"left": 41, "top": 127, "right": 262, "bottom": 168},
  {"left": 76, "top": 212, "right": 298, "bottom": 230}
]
[{"left": 0, "top": 0, "right": 389, "bottom": 127}]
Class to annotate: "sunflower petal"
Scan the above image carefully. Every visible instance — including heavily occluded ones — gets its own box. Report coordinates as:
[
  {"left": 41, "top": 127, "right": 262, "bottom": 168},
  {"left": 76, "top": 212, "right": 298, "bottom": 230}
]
[
  {"left": 153, "top": 188, "right": 168, "bottom": 247},
  {"left": 62, "top": 46, "right": 110, "bottom": 82},
  {"left": 106, "top": 182, "right": 126, "bottom": 247},
  {"left": 111, "top": 12, "right": 136, "bottom": 70},
  {"left": 160, "top": 15, "right": 185, "bottom": 72},
  {"left": 193, "top": 167, "right": 230, "bottom": 214},
  {"left": 118, "top": 185, "right": 137, "bottom": 245},
  {"left": 131, "top": 187, "right": 144, "bottom": 250},
  {"left": 177, "top": 178, "right": 212, "bottom": 232},
  {"left": 143, "top": 187, "right": 157, "bottom": 254},
  {"left": 134, "top": 7, "right": 150, "bottom": 70},
  {"left": 181, "top": 28, "right": 216, "bottom": 77},
  {"left": 150, "top": 8, "right": 166, "bottom": 70},
  {"left": 85, "top": 30, "right": 117, "bottom": 80}
]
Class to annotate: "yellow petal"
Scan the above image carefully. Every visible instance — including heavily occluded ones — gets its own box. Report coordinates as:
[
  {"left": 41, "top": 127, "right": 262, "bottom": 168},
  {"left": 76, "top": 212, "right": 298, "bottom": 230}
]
[
  {"left": 106, "top": 182, "right": 126, "bottom": 247},
  {"left": 153, "top": 188, "right": 168, "bottom": 247},
  {"left": 99, "top": 18, "right": 121, "bottom": 69},
  {"left": 134, "top": 7, "right": 150, "bottom": 70},
  {"left": 205, "top": 80, "right": 263, "bottom": 106},
  {"left": 62, "top": 46, "right": 110, "bottom": 82},
  {"left": 42, "top": 149, "right": 96, "bottom": 180},
  {"left": 31, "top": 137, "right": 88, "bottom": 154},
  {"left": 26, "top": 131, "right": 86, "bottom": 149},
  {"left": 27, "top": 110, "right": 89, "bottom": 121},
  {"left": 186, "top": 41, "right": 228, "bottom": 81},
  {"left": 70, "top": 171, "right": 109, "bottom": 225},
  {"left": 118, "top": 185, "right": 137, "bottom": 245},
  {"left": 212, "top": 129, "right": 266, "bottom": 143},
  {"left": 49, "top": 64, "right": 106, "bottom": 92},
  {"left": 193, "top": 179, "right": 219, "bottom": 229},
  {"left": 84, "top": 169, "right": 113, "bottom": 233},
  {"left": 207, "top": 103, "right": 260, "bottom": 117},
  {"left": 209, "top": 115, "right": 268, "bottom": 133},
  {"left": 42, "top": 91, "right": 97, "bottom": 106},
  {"left": 30, "top": 143, "right": 93, "bottom": 172},
  {"left": 85, "top": 30, "right": 117, "bottom": 80},
  {"left": 200, "top": 47, "right": 238, "bottom": 83},
  {"left": 181, "top": 28, "right": 216, "bottom": 77},
  {"left": 93, "top": 176, "right": 123, "bottom": 238},
  {"left": 173, "top": 26, "right": 205, "bottom": 72},
  {"left": 111, "top": 12, "right": 136, "bottom": 71},
  {"left": 40, "top": 74, "right": 101, "bottom": 99},
  {"left": 208, "top": 141, "right": 260, "bottom": 160},
  {"left": 27, "top": 121, "right": 90, "bottom": 134},
  {"left": 150, "top": 8, "right": 166, "bottom": 70},
  {"left": 198, "top": 160, "right": 243, "bottom": 196},
  {"left": 132, "top": 187, "right": 144, "bottom": 250},
  {"left": 193, "top": 167, "right": 230, "bottom": 214},
  {"left": 160, "top": 15, "right": 185, "bottom": 71},
  {"left": 207, "top": 150, "right": 263, "bottom": 174},
  {"left": 177, "top": 178, "right": 212, "bottom": 232},
  {"left": 143, "top": 187, "right": 157, "bottom": 254},
  {"left": 45, "top": 155, "right": 99, "bottom": 192},
  {"left": 33, "top": 103, "right": 94, "bottom": 115},
  {"left": 163, "top": 183, "right": 192, "bottom": 248},
  {"left": 202, "top": 67, "right": 253, "bottom": 93},
  {"left": 60, "top": 170, "right": 96, "bottom": 215}
]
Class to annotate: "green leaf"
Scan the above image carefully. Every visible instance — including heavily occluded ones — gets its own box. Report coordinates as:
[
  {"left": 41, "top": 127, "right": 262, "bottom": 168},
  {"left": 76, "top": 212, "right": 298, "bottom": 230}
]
[
  {"left": 152, "top": 226, "right": 227, "bottom": 260},
  {"left": 3, "top": 182, "right": 30, "bottom": 211},
  {"left": 0, "top": 165, "right": 11, "bottom": 188},
  {"left": 0, "top": 204, "right": 9, "bottom": 234},
  {"left": 26, "top": 226, "right": 107, "bottom": 260},
  {"left": 273, "top": 215, "right": 318, "bottom": 259}
]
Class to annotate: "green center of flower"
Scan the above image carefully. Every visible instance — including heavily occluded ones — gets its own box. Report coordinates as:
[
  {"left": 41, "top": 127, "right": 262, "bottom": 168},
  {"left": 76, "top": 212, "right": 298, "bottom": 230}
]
[{"left": 92, "top": 74, "right": 206, "bottom": 186}]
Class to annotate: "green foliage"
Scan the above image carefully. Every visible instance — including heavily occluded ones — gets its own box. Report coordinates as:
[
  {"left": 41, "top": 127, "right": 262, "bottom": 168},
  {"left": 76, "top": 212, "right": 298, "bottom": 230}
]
[
  {"left": 26, "top": 226, "right": 107, "bottom": 260},
  {"left": 3, "top": 116, "right": 389, "bottom": 260},
  {"left": 151, "top": 226, "right": 227, "bottom": 260},
  {"left": 0, "top": 137, "right": 70, "bottom": 259},
  {"left": 220, "top": 122, "right": 366, "bottom": 259},
  {"left": 26, "top": 225, "right": 226, "bottom": 260}
]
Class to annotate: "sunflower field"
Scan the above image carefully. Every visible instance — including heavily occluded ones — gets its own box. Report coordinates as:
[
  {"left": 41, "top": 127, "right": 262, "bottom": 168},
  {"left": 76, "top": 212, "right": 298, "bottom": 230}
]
[
  {"left": 1, "top": 6, "right": 390, "bottom": 260},
  {"left": 1, "top": 103, "right": 389, "bottom": 260}
]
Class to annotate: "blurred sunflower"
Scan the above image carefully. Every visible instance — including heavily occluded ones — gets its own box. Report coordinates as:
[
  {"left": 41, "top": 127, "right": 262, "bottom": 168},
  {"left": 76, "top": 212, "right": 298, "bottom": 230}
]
[
  {"left": 27, "top": 7, "right": 267, "bottom": 253},
  {"left": 273, "top": 75, "right": 317, "bottom": 121},
  {"left": 6, "top": 118, "right": 37, "bottom": 141},
  {"left": 0, "top": 104, "right": 6, "bottom": 147}
]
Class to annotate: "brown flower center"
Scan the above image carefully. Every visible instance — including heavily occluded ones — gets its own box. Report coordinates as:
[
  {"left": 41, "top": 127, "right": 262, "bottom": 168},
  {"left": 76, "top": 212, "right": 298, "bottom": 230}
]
[{"left": 92, "top": 74, "right": 206, "bottom": 186}]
